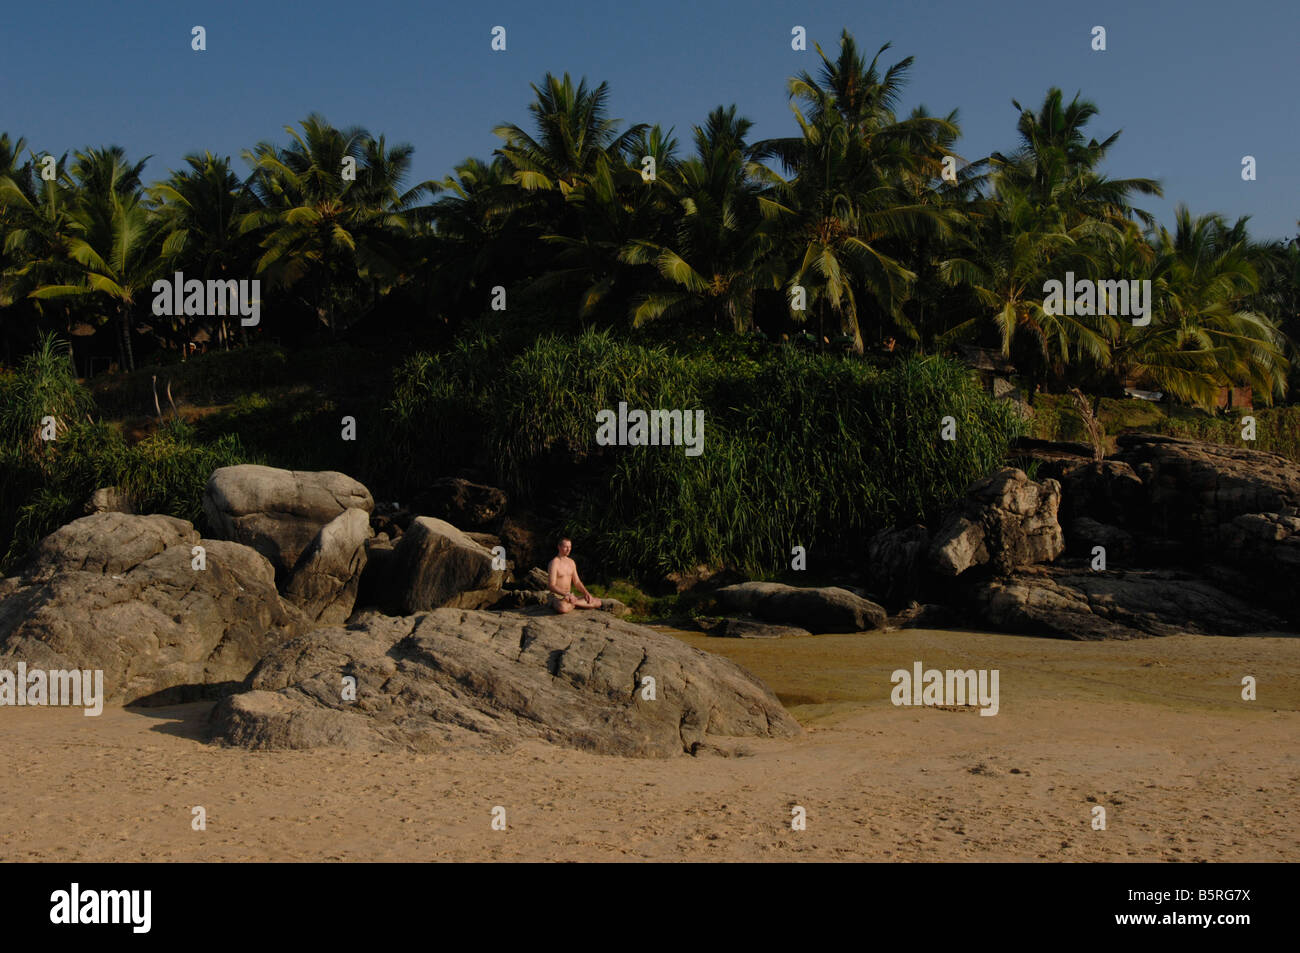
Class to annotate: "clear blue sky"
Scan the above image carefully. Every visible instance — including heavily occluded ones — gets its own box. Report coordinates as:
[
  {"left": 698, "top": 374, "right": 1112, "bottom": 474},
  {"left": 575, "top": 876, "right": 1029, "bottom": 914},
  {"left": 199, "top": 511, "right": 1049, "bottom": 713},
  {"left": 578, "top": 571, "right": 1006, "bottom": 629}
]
[{"left": 3, "top": 0, "right": 1296, "bottom": 239}]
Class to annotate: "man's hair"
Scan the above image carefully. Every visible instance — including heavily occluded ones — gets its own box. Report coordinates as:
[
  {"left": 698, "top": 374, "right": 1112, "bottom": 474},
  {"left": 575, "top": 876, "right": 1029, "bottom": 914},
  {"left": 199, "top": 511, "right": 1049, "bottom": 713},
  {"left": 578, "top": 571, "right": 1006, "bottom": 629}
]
[{"left": 557, "top": 537, "right": 571, "bottom": 548}]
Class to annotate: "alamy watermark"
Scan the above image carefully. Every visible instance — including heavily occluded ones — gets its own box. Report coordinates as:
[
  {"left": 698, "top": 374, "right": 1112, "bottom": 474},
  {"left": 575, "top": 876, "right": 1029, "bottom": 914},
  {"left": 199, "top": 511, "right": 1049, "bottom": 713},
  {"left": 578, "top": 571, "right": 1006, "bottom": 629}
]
[
  {"left": 0, "top": 663, "right": 104, "bottom": 716},
  {"left": 1043, "top": 272, "right": 1151, "bottom": 327},
  {"left": 595, "top": 402, "right": 705, "bottom": 456},
  {"left": 152, "top": 271, "right": 260, "bottom": 326},
  {"left": 50, "top": 883, "right": 151, "bottom": 933},
  {"left": 891, "top": 660, "right": 1000, "bottom": 716}
]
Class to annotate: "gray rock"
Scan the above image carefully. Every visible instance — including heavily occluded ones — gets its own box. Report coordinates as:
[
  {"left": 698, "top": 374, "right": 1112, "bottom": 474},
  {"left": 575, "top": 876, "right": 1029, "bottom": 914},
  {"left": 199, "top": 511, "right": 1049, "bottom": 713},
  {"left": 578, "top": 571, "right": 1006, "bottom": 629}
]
[
  {"left": 1115, "top": 435, "right": 1300, "bottom": 546},
  {"left": 465, "top": 532, "right": 504, "bottom": 553},
  {"left": 0, "top": 513, "right": 306, "bottom": 705},
  {"left": 414, "top": 477, "right": 508, "bottom": 529},
  {"left": 715, "top": 582, "right": 886, "bottom": 633},
  {"left": 713, "top": 618, "right": 811, "bottom": 639},
  {"left": 283, "top": 508, "right": 373, "bottom": 624},
  {"left": 386, "top": 517, "right": 507, "bottom": 613},
  {"left": 209, "top": 608, "right": 801, "bottom": 756},
  {"left": 1057, "top": 460, "right": 1145, "bottom": 527},
  {"left": 202, "top": 465, "right": 374, "bottom": 576},
  {"left": 1065, "top": 517, "right": 1136, "bottom": 562},
  {"left": 928, "top": 468, "right": 1064, "bottom": 576},
  {"left": 969, "top": 566, "right": 1283, "bottom": 640},
  {"left": 84, "top": 486, "right": 134, "bottom": 516},
  {"left": 1213, "top": 512, "right": 1300, "bottom": 622},
  {"left": 866, "top": 524, "right": 929, "bottom": 609}
]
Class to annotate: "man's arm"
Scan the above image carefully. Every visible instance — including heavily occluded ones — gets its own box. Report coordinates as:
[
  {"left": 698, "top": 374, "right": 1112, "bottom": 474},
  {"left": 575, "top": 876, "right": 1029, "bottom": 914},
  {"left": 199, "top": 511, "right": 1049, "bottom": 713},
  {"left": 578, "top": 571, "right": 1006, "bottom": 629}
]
[{"left": 571, "top": 566, "right": 592, "bottom": 600}]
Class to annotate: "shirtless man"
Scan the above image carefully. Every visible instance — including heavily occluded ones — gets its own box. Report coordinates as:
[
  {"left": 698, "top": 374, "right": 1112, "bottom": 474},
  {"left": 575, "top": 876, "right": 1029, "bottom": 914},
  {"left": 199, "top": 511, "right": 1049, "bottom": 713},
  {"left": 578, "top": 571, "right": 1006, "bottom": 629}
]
[{"left": 548, "top": 538, "right": 603, "bottom": 614}]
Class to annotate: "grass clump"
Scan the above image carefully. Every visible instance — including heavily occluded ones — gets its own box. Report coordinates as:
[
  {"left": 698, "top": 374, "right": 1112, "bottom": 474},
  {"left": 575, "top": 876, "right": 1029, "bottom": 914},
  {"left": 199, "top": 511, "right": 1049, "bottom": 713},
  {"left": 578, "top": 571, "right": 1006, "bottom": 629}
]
[{"left": 385, "top": 328, "right": 1027, "bottom": 579}]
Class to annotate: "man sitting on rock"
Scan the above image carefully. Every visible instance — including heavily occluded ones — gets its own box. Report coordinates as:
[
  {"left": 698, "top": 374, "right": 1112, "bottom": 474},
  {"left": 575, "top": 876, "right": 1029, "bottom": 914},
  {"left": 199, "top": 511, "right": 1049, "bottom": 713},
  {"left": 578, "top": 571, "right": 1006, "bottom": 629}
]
[{"left": 548, "top": 538, "right": 603, "bottom": 614}]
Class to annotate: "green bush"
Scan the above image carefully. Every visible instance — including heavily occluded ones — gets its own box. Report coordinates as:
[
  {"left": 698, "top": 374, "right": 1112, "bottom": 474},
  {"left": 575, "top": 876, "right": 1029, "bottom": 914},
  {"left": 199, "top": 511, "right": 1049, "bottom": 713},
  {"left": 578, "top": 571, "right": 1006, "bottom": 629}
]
[
  {"left": 386, "top": 329, "right": 1028, "bottom": 578},
  {"left": 1, "top": 335, "right": 259, "bottom": 572}
]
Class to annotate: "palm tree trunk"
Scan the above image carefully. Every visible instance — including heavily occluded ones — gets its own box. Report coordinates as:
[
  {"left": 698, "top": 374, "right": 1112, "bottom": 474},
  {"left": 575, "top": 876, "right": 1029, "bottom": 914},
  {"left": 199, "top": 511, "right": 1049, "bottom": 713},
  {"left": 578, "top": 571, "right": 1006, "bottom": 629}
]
[{"left": 124, "top": 307, "right": 135, "bottom": 371}]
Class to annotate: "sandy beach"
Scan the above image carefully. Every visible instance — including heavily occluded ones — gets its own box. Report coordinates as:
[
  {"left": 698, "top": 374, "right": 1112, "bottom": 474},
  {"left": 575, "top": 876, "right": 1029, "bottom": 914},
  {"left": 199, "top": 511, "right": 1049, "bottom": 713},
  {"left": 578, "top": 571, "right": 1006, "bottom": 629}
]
[{"left": 4, "top": 627, "right": 1297, "bottom": 862}]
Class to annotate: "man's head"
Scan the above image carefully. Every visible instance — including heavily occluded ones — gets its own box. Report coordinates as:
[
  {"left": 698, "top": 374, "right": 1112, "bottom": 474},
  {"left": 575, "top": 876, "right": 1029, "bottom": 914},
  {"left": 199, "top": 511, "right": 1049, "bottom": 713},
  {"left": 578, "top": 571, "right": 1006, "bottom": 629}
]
[{"left": 556, "top": 538, "right": 572, "bottom": 557}]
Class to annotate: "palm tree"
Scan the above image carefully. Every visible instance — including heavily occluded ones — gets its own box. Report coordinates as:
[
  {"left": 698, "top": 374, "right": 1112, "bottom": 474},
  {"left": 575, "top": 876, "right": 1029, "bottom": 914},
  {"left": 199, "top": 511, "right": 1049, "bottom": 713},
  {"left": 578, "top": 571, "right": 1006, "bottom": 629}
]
[
  {"left": 940, "top": 175, "right": 1115, "bottom": 390},
  {"left": 426, "top": 155, "right": 525, "bottom": 321},
  {"left": 493, "top": 73, "right": 648, "bottom": 197},
  {"left": 992, "top": 88, "right": 1161, "bottom": 230},
  {"left": 939, "top": 88, "right": 1164, "bottom": 386},
  {"left": 1114, "top": 207, "right": 1289, "bottom": 406},
  {"left": 751, "top": 32, "right": 960, "bottom": 351},
  {"left": 241, "top": 114, "right": 432, "bottom": 334},
  {"left": 26, "top": 147, "right": 161, "bottom": 372},
  {"left": 148, "top": 151, "right": 258, "bottom": 350},
  {"left": 0, "top": 147, "right": 82, "bottom": 333},
  {"left": 623, "top": 106, "right": 780, "bottom": 332}
]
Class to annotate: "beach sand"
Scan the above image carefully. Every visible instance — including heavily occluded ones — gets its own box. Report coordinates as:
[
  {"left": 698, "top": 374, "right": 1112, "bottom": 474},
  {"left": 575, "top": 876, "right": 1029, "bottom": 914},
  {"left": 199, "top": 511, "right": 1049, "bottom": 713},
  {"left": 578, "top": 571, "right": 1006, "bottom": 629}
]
[{"left": 4, "top": 627, "right": 1297, "bottom": 862}]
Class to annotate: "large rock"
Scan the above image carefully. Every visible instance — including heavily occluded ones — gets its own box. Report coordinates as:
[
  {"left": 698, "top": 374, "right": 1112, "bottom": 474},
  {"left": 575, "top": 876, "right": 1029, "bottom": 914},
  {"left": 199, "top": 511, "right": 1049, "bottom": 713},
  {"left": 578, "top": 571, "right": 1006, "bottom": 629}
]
[
  {"left": 865, "top": 524, "right": 929, "bottom": 609},
  {"left": 498, "top": 511, "right": 545, "bottom": 573},
  {"left": 0, "top": 513, "right": 306, "bottom": 705},
  {"left": 712, "top": 618, "right": 811, "bottom": 639},
  {"left": 715, "top": 582, "right": 886, "bottom": 634},
  {"left": 209, "top": 608, "right": 801, "bottom": 757},
  {"left": 283, "top": 508, "right": 373, "bottom": 624},
  {"left": 1212, "top": 512, "right": 1300, "bottom": 623},
  {"left": 385, "top": 517, "right": 507, "bottom": 613},
  {"left": 84, "top": 486, "right": 134, "bottom": 516},
  {"left": 413, "top": 477, "right": 508, "bottom": 530},
  {"left": 1114, "top": 435, "right": 1300, "bottom": 546},
  {"left": 1057, "top": 460, "right": 1145, "bottom": 527},
  {"left": 1064, "top": 517, "right": 1136, "bottom": 563},
  {"left": 202, "top": 465, "right": 374, "bottom": 576},
  {"left": 928, "top": 468, "right": 1064, "bottom": 576},
  {"left": 969, "top": 565, "right": 1284, "bottom": 640}
]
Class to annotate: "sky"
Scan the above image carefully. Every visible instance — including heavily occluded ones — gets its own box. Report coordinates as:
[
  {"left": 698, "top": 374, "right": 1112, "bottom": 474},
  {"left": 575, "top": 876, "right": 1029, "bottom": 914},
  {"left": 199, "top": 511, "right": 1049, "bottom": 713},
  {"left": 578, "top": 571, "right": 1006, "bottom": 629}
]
[{"left": 2, "top": 0, "right": 1296, "bottom": 239}]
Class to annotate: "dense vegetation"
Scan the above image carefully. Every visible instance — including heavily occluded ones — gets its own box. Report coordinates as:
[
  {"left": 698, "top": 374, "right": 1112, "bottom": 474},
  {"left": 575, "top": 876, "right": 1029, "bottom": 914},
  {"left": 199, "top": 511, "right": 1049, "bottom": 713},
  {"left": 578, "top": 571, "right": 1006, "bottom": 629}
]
[
  {"left": 2, "top": 29, "right": 1297, "bottom": 580},
  {"left": 381, "top": 329, "right": 1025, "bottom": 575}
]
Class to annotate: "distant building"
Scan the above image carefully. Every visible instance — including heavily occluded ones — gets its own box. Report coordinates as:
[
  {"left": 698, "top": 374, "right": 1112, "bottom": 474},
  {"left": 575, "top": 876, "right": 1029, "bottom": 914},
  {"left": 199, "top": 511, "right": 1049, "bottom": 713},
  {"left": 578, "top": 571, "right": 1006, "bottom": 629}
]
[{"left": 1216, "top": 386, "right": 1253, "bottom": 411}]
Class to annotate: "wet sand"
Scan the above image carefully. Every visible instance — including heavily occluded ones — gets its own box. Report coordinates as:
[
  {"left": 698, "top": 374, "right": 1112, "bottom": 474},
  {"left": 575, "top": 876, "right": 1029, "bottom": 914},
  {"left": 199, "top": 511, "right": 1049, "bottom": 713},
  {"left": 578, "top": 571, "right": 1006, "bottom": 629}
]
[{"left": 3, "top": 628, "right": 1297, "bottom": 861}]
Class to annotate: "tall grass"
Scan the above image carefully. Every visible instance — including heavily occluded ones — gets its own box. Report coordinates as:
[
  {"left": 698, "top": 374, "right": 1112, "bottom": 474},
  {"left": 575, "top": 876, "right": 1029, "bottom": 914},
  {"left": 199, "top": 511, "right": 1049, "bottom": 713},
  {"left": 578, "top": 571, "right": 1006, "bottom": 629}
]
[
  {"left": 1, "top": 335, "right": 257, "bottom": 573},
  {"left": 386, "top": 329, "right": 1027, "bottom": 577}
]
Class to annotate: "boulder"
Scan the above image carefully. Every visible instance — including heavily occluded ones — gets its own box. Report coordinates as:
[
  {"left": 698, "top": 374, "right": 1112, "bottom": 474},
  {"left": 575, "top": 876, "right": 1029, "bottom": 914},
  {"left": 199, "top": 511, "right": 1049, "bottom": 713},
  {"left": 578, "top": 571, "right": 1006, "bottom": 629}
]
[
  {"left": 969, "top": 565, "right": 1283, "bottom": 640},
  {"left": 385, "top": 517, "right": 507, "bottom": 613},
  {"left": 355, "top": 537, "right": 396, "bottom": 611},
  {"left": 369, "top": 502, "right": 412, "bottom": 540},
  {"left": 886, "top": 602, "right": 962, "bottom": 631},
  {"left": 283, "top": 508, "right": 373, "bottom": 624},
  {"left": 465, "top": 532, "right": 504, "bottom": 554},
  {"left": 208, "top": 608, "right": 801, "bottom": 757},
  {"left": 84, "top": 486, "right": 134, "bottom": 516},
  {"left": 1057, "top": 460, "right": 1145, "bottom": 527},
  {"left": 1114, "top": 435, "right": 1300, "bottom": 546},
  {"left": 443, "top": 588, "right": 539, "bottom": 611},
  {"left": 712, "top": 618, "right": 811, "bottom": 639},
  {"left": 499, "top": 512, "right": 545, "bottom": 573},
  {"left": 1064, "top": 517, "right": 1136, "bottom": 563},
  {"left": 1008, "top": 437, "right": 1095, "bottom": 484},
  {"left": 715, "top": 582, "right": 886, "bottom": 633},
  {"left": 0, "top": 513, "right": 306, "bottom": 705},
  {"left": 1212, "top": 512, "right": 1300, "bottom": 622},
  {"left": 203, "top": 465, "right": 374, "bottom": 576},
  {"left": 413, "top": 477, "right": 508, "bottom": 530},
  {"left": 928, "top": 468, "right": 1064, "bottom": 576},
  {"left": 865, "top": 524, "right": 929, "bottom": 609},
  {"left": 664, "top": 565, "right": 747, "bottom": 595}
]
